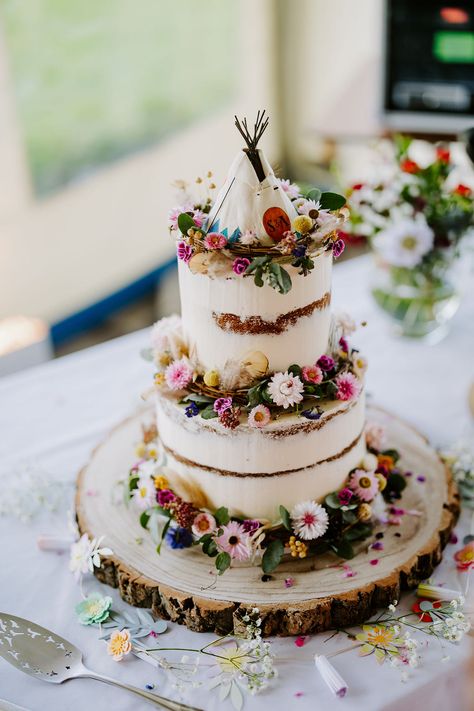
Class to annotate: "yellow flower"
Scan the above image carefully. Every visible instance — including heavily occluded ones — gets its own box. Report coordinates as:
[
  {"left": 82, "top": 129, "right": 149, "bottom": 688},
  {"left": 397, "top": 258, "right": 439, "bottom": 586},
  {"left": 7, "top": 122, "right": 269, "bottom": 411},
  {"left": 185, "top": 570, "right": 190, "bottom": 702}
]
[
  {"left": 375, "top": 473, "right": 387, "bottom": 491},
  {"left": 154, "top": 372, "right": 166, "bottom": 387},
  {"left": 357, "top": 503, "right": 372, "bottom": 522},
  {"left": 289, "top": 535, "right": 308, "bottom": 559},
  {"left": 154, "top": 475, "right": 169, "bottom": 490},
  {"left": 135, "top": 442, "right": 146, "bottom": 458},
  {"left": 107, "top": 629, "right": 132, "bottom": 661},
  {"left": 377, "top": 454, "right": 394, "bottom": 470},
  {"left": 356, "top": 625, "right": 405, "bottom": 664},
  {"left": 292, "top": 215, "right": 313, "bottom": 234},
  {"left": 203, "top": 370, "right": 220, "bottom": 387},
  {"left": 146, "top": 443, "right": 159, "bottom": 459},
  {"left": 216, "top": 642, "right": 252, "bottom": 674},
  {"left": 158, "top": 353, "right": 172, "bottom": 367}
]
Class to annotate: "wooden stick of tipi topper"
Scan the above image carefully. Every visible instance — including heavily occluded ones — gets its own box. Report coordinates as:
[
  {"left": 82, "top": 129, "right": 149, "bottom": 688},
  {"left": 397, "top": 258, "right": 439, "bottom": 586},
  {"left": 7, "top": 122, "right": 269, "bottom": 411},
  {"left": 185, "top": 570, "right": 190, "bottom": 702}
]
[{"left": 234, "top": 110, "right": 270, "bottom": 182}]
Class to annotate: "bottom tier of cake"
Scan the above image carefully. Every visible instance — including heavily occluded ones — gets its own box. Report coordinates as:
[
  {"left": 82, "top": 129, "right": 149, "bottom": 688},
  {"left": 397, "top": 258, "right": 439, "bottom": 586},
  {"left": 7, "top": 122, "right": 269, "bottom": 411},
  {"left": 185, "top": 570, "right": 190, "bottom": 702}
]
[{"left": 155, "top": 390, "right": 367, "bottom": 521}]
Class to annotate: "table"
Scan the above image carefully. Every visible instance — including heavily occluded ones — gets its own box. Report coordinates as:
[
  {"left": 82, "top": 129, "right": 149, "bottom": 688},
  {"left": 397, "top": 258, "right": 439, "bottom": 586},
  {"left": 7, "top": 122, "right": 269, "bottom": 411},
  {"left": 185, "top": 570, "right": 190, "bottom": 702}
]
[{"left": 1, "top": 256, "right": 473, "bottom": 711}]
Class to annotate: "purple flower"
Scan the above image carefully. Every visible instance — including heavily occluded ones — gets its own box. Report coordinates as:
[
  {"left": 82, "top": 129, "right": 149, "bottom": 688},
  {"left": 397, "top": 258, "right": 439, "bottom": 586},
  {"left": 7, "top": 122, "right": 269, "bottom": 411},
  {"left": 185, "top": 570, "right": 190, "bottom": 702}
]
[
  {"left": 292, "top": 244, "right": 307, "bottom": 258},
  {"left": 301, "top": 407, "right": 322, "bottom": 420},
  {"left": 332, "top": 238, "right": 345, "bottom": 259},
  {"left": 317, "top": 355, "right": 335, "bottom": 371},
  {"left": 165, "top": 526, "right": 193, "bottom": 549},
  {"left": 242, "top": 519, "right": 260, "bottom": 534},
  {"left": 232, "top": 257, "right": 250, "bottom": 275},
  {"left": 339, "top": 336, "right": 348, "bottom": 352},
  {"left": 338, "top": 487, "right": 353, "bottom": 506},
  {"left": 185, "top": 402, "right": 199, "bottom": 418},
  {"left": 177, "top": 241, "right": 193, "bottom": 263},
  {"left": 213, "top": 397, "right": 232, "bottom": 414},
  {"left": 370, "top": 540, "right": 384, "bottom": 551},
  {"left": 156, "top": 489, "right": 176, "bottom": 506}
]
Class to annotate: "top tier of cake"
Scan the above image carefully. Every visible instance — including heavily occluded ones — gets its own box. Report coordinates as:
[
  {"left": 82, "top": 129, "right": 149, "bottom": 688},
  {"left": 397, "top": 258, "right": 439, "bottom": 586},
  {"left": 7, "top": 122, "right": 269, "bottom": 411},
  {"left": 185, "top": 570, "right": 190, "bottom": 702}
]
[{"left": 178, "top": 248, "right": 332, "bottom": 373}]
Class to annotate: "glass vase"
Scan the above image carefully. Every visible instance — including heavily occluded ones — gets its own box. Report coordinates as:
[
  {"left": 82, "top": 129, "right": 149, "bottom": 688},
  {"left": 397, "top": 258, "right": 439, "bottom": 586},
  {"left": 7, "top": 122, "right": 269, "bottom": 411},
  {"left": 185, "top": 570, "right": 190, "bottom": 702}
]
[{"left": 371, "top": 249, "right": 469, "bottom": 341}]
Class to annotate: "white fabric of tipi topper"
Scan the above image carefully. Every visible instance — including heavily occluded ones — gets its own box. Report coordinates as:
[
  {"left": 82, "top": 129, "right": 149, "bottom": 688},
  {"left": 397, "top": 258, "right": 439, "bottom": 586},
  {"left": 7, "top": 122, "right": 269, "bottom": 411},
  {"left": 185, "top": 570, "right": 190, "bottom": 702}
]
[{"left": 207, "top": 149, "right": 298, "bottom": 243}]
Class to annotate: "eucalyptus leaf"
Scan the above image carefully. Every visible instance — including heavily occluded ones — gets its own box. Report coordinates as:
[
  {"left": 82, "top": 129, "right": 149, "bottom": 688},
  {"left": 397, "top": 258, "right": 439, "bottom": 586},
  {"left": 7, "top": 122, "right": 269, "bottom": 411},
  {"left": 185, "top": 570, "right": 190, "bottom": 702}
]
[
  {"left": 331, "top": 540, "right": 355, "bottom": 559},
  {"left": 184, "top": 393, "right": 215, "bottom": 404},
  {"left": 262, "top": 539, "right": 284, "bottom": 573},
  {"left": 306, "top": 187, "right": 322, "bottom": 203},
  {"left": 214, "top": 506, "right": 230, "bottom": 526},
  {"left": 325, "top": 492, "right": 341, "bottom": 509},
  {"left": 216, "top": 551, "right": 231, "bottom": 575},
  {"left": 279, "top": 505, "right": 292, "bottom": 531},
  {"left": 201, "top": 405, "right": 218, "bottom": 419},
  {"left": 140, "top": 347, "right": 154, "bottom": 362}
]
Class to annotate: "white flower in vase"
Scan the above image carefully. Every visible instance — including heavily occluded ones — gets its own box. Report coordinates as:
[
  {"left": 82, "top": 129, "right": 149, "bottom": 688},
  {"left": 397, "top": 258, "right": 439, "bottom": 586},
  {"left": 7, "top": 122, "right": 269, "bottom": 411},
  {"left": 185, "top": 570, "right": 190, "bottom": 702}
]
[{"left": 373, "top": 217, "right": 434, "bottom": 268}]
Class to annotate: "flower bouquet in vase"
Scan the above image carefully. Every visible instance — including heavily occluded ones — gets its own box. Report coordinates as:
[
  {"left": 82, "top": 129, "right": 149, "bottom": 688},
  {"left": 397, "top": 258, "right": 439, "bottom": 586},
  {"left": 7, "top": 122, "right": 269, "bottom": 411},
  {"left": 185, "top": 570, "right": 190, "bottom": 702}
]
[{"left": 344, "top": 137, "right": 474, "bottom": 339}]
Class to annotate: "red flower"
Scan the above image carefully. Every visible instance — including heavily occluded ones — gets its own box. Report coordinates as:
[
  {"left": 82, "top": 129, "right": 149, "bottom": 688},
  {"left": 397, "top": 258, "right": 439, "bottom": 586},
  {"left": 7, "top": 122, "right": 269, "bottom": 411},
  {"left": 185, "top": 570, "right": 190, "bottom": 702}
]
[
  {"left": 351, "top": 183, "right": 364, "bottom": 191},
  {"left": 412, "top": 598, "right": 442, "bottom": 622},
  {"left": 436, "top": 147, "right": 450, "bottom": 164},
  {"left": 454, "top": 541, "right": 474, "bottom": 570},
  {"left": 454, "top": 184, "right": 472, "bottom": 197},
  {"left": 337, "top": 229, "right": 366, "bottom": 247},
  {"left": 400, "top": 159, "right": 420, "bottom": 174}
]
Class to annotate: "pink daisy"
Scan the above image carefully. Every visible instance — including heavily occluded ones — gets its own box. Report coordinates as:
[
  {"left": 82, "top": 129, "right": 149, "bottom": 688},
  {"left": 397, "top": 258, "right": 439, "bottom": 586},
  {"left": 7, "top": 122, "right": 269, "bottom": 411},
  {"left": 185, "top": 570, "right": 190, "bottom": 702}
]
[
  {"left": 204, "top": 232, "right": 227, "bottom": 250},
  {"left": 365, "top": 423, "right": 386, "bottom": 451},
  {"left": 165, "top": 358, "right": 193, "bottom": 390},
  {"left": 215, "top": 521, "right": 250, "bottom": 561},
  {"left": 191, "top": 512, "right": 216, "bottom": 538},
  {"left": 335, "top": 372, "right": 361, "bottom": 401},
  {"left": 348, "top": 469, "right": 379, "bottom": 502},
  {"left": 248, "top": 404, "right": 271, "bottom": 428},
  {"left": 168, "top": 204, "right": 193, "bottom": 230},
  {"left": 192, "top": 209, "right": 207, "bottom": 228},
  {"left": 277, "top": 178, "right": 301, "bottom": 200},
  {"left": 302, "top": 365, "right": 323, "bottom": 385}
]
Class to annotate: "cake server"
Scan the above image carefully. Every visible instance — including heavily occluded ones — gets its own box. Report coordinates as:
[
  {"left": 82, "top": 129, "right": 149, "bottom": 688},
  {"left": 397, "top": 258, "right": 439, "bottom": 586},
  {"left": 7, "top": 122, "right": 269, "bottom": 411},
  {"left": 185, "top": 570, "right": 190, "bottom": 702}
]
[{"left": 0, "top": 613, "right": 203, "bottom": 711}]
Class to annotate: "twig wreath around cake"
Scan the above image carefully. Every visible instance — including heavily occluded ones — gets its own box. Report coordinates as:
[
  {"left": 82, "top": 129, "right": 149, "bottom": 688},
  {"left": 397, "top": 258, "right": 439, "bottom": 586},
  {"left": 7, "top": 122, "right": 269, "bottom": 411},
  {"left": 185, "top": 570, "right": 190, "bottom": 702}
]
[{"left": 127, "top": 113, "right": 426, "bottom": 576}]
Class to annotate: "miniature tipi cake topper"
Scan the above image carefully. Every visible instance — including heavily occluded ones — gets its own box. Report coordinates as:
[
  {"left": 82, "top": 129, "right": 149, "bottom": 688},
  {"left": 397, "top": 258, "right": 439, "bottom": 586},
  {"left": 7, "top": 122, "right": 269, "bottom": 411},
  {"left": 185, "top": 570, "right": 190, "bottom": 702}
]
[
  {"left": 207, "top": 111, "right": 298, "bottom": 243},
  {"left": 170, "top": 111, "right": 348, "bottom": 293}
]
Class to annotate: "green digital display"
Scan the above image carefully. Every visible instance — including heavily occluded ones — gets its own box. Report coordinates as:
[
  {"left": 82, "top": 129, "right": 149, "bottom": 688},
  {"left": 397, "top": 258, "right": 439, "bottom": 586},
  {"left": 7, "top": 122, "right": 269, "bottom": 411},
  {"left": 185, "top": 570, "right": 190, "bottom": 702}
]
[{"left": 434, "top": 31, "right": 474, "bottom": 63}]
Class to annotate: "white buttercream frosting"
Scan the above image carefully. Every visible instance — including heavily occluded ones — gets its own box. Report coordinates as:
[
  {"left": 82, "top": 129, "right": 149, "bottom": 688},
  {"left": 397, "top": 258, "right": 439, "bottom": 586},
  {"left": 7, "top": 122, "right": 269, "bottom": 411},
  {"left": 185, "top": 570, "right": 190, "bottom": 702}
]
[
  {"left": 179, "top": 249, "right": 332, "bottom": 373},
  {"left": 155, "top": 390, "right": 366, "bottom": 520}
]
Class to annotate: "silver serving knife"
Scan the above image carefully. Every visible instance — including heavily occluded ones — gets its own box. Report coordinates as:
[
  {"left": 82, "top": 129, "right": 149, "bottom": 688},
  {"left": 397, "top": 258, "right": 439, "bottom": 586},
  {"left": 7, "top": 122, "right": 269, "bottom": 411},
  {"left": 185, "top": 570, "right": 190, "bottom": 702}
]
[{"left": 0, "top": 613, "right": 203, "bottom": 711}]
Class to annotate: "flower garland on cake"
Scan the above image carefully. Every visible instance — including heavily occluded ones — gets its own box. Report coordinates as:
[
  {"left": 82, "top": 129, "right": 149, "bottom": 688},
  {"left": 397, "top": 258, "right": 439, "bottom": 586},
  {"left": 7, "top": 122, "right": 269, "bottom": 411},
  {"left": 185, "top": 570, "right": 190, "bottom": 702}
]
[
  {"left": 144, "top": 312, "right": 366, "bottom": 429},
  {"left": 124, "top": 421, "right": 408, "bottom": 576},
  {"left": 168, "top": 172, "right": 347, "bottom": 294}
]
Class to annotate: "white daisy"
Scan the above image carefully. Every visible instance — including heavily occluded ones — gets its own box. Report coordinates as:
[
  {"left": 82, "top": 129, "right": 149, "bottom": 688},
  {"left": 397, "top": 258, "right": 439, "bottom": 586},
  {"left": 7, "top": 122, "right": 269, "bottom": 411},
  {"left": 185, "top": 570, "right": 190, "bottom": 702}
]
[
  {"left": 69, "top": 534, "right": 112, "bottom": 580},
  {"left": 131, "top": 476, "right": 156, "bottom": 511},
  {"left": 267, "top": 371, "right": 304, "bottom": 409},
  {"left": 290, "top": 501, "right": 329, "bottom": 540},
  {"left": 373, "top": 217, "right": 434, "bottom": 268},
  {"left": 296, "top": 198, "right": 321, "bottom": 216}
]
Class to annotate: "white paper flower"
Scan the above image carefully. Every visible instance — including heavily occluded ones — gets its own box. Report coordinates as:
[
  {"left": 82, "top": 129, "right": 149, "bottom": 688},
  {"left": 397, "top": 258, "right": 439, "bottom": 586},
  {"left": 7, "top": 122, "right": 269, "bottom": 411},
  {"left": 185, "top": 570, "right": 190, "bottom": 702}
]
[
  {"left": 335, "top": 311, "right": 356, "bottom": 336},
  {"left": 291, "top": 501, "right": 329, "bottom": 540},
  {"left": 239, "top": 229, "right": 259, "bottom": 246},
  {"left": 69, "top": 534, "right": 112, "bottom": 580},
  {"left": 373, "top": 218, "right": 434, "bottom": 268},
  {"left": 151, "top": 316, "right": 187, "bottom": 361},
  {"left": 268, "top": 371, "right": 304, "bottom": 408},
  {"left": 131, "top": 475, "right": 156, "bottom": 511}
]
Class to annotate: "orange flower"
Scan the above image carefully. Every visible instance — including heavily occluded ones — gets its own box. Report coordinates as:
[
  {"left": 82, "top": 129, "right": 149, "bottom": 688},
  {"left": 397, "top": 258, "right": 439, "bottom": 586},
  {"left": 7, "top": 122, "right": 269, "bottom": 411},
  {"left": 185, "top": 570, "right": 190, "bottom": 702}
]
[
  {"left": 377, "top": 454, "right": 394, "bottom": 470},
  {"left": 454, "top": 542, "right": 474, "bottom": 571},
  {"left": 400, "top": 159, "right": 420, "bottom": 174},
  {"left": 454, "top": 184, "right": 472, "bottom": 197}
]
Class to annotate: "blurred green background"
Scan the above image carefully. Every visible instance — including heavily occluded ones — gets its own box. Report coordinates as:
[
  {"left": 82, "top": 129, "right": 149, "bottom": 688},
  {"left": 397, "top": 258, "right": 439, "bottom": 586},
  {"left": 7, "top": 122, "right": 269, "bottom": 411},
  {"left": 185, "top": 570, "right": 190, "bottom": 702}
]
[{"left": 1, "top": 0, "right": 238, "bottom": 195}]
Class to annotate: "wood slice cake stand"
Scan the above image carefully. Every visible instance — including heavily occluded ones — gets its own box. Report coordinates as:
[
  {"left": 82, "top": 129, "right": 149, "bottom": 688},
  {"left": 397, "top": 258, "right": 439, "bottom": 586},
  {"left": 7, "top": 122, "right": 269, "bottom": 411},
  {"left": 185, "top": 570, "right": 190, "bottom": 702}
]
[{"left": 76, "top": 405, "right": 459, "bottom": 636}]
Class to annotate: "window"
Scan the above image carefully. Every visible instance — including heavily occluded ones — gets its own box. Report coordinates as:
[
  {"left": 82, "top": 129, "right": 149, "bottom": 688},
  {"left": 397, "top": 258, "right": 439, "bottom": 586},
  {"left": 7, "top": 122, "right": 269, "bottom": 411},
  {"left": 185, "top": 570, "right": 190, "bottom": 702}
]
[{"left": 1, "top": 0, "right": 239, "bottom": 195}]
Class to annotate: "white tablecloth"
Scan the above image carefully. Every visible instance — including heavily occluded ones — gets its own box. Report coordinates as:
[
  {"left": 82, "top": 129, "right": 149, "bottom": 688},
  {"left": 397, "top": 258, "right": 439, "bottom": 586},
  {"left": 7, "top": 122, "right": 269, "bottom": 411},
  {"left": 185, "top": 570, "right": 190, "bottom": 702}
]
[{"left": 0, "top": 256, "right": 473, "bottom": 711}]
